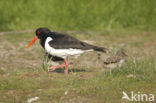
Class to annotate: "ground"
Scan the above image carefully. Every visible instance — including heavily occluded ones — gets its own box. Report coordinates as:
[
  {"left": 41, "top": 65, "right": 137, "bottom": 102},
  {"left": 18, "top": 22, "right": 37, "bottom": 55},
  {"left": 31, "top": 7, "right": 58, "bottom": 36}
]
[{"left": 0, "top": 30, "right": 156, "bottom": 103}]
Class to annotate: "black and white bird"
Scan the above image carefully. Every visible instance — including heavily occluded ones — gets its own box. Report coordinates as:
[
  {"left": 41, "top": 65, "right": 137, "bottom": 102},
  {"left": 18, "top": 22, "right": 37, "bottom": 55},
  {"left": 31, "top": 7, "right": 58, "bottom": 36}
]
[
  {"left": 26, "top": 28, "right": 107, "bottom": 74},
  {"left": 104, "top": 49, "right": 127, "bottom": 74}
]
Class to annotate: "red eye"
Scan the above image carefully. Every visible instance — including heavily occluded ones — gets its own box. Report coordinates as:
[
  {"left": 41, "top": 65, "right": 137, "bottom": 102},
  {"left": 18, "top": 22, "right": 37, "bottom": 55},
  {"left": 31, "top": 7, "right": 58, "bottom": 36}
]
[{"left": 37, "top": 31, "right": 40, "bottom": 34}]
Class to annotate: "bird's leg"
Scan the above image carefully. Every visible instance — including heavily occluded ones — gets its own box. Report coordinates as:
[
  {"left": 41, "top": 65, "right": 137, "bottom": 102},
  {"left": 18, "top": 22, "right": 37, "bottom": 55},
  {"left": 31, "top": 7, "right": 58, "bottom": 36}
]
[
  {"left": 48, "top": 59, "right": 69, "bottom": 74},
  {"left": 64, "top": 59, "right": 69, "bottom": 75},
  {"left": 110, "top": 69, "right": 112, "bottom": 75},
  {"left": 49, "top": 63, "right": 66, "bottom": 72}
]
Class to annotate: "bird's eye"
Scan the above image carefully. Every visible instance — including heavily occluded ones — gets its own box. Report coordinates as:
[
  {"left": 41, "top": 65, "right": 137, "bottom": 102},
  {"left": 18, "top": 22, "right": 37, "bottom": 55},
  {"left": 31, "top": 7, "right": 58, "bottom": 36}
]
[{"left": 37, "top": 31, "right": 40, "bottom": 34}]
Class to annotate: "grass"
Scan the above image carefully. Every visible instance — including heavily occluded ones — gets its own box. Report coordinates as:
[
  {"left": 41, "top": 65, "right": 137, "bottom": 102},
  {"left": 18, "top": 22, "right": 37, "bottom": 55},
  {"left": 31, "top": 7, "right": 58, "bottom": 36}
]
[
  {"left": 0, "top": 58, "right": 155, "bottom": 103},
  {"left": 0, "top": 30, "right": 156, "bottom": 103},
  {"left": 0, "top": 1, "right": 156, "bottom": 102},
  {"left": 0, "top": 0, "right": 156, "bottom": 31}
]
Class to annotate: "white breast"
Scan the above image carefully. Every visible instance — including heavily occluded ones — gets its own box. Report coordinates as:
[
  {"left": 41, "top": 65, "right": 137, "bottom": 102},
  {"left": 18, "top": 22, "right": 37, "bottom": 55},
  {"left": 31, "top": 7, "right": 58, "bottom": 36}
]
[
  {"left": 45, "top": 37, "right": 93, "bottom": 59},
  {"left": 118, "top": 59, "right": 125, "bottom": 67}
]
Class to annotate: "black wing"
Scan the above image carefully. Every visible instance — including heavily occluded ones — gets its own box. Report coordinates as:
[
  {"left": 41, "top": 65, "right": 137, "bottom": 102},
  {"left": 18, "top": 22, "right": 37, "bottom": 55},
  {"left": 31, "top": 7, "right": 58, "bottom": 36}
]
[{"left": 48, "top": 32, "right": 106, "bottom": 52}]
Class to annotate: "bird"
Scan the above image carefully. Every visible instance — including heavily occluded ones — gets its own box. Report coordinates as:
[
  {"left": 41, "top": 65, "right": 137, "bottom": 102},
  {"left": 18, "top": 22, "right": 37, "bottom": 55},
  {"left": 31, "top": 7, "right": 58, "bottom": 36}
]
[
  {"left": 104, "top": 49, "right": 127, "bottom": 74},
  {"left": 26, "top": 28, "right": 107, "bottom": 74}
]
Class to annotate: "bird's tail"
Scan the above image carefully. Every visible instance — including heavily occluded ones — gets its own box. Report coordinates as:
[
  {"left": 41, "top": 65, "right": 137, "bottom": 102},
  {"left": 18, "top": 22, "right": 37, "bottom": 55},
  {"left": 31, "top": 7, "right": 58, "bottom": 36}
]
[{"left": 93, "top": 46, "right": 107, "bottom": 53}]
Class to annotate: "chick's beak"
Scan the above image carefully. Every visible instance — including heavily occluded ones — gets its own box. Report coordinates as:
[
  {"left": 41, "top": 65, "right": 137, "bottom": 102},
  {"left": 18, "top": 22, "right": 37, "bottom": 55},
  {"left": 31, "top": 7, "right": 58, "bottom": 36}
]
[{"left": 26, "top": 36, "right": 38, "bottom": 49}]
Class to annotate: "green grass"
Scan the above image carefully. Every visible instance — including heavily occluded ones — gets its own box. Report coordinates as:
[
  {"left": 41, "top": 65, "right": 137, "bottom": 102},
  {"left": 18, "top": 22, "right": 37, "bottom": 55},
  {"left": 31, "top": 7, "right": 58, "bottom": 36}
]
[
  {"left": 0, "top": 31, "right": 156, "bottom": 102},
  {"left": 0, "top": 0, "right": 156, "bottom": 31},
  {"left": 0, "top": 1, "right": 156, "bottom": 102},
  {"left": 0, "top": 58, "right": 155, "bottom": 103}
]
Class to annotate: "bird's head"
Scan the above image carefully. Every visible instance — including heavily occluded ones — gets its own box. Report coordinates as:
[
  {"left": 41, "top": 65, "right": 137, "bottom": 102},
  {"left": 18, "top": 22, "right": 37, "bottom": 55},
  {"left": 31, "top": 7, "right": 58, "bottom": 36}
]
[
  {"left": 116, "top": 49, "right": 128, "bottom": 57},
  {"left": 35, "top": 28, "right": 51, "bottom": 39},
  {"left": 26, "top": 27, "right": 51, "bottom": 49}
]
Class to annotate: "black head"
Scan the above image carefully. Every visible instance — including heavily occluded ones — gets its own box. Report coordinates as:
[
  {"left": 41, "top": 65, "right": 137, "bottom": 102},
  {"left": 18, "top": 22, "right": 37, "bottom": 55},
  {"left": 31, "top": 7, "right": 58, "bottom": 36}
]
[
  {"left": 26, "top": 28, "right": 51, "bottom": 49},
  {"left": 35, "top": 28, "right": 51, "bottom": 39}
]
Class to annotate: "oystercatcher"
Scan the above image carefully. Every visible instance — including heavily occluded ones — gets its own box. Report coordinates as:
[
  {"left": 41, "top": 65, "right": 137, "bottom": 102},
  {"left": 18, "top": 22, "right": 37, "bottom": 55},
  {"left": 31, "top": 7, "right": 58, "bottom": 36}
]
[
  {"left": 104, "top": 49, "right": 127, "bottom": 74},
  {"left": 27, "top": 28, "right": 107, "bottom": 74}
]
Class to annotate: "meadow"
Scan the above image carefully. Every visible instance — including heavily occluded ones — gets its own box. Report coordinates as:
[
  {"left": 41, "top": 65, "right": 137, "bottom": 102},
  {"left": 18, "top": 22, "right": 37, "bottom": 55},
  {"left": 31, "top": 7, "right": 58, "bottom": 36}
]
[
  {"left": 0, "top": 0, "right": 156, "bottom": 31},
  {"left": 0, "top": 0, "right": 156, "bottom": 103}
]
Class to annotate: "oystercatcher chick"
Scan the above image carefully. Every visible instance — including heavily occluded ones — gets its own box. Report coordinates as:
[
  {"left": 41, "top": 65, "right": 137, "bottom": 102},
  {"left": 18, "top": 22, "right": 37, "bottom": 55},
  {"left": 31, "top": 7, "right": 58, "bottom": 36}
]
[
  {"left": 26, "top": 28, "right": 107, "bottom": 74},
  {"left": 104, "top": 49, "right": 127, "bottom": 74}
]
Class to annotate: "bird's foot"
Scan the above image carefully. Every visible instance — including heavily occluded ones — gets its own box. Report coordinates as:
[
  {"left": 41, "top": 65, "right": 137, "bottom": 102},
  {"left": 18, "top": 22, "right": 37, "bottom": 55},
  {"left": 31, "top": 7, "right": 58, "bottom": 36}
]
[
  {"left": 48, "top": 59, "right": 69, "bottom": 75},
  {"left": 48, "top": 67, "right": 57, "bottom": 72},
  {"left": 48, "top": 64, "right": 66, "bottom": 72}
]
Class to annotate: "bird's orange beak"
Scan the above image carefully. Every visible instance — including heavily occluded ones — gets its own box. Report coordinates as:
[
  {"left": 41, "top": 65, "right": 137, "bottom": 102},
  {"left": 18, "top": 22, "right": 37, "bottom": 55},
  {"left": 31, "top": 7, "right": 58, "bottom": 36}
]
[{"left": 26, "top": 36, "right": 38, "bottom": 49}]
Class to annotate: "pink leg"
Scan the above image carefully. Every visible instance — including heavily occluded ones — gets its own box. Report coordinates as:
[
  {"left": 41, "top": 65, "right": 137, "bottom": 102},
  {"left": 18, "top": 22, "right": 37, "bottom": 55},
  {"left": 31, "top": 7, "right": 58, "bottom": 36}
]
[
  {"left": 49, "top": 63, "right": 66, "bottom": 72},
  {"left": 65, "top": 60, "right": 69, "bottom": 75},
  {"left": 49, "top": 59, "right": 69, "bottom": 75}
]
